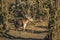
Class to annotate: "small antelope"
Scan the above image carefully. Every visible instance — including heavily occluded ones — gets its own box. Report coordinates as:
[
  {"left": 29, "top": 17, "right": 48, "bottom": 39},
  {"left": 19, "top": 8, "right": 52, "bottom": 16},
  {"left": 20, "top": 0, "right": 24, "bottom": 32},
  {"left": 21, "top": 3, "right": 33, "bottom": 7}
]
[
  {"left": 22, "top": 15, "right": 34, "bottom": 31},
  {"left": 16, "top": 14, "right": 34, "bottom": 31}
]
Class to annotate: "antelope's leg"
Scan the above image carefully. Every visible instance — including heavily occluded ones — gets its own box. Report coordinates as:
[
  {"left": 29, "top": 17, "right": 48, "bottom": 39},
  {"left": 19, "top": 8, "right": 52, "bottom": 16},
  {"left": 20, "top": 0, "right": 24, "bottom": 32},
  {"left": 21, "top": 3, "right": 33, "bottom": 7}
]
[{"left": 23, "top": 20, "right": 29, "bottom": 31}]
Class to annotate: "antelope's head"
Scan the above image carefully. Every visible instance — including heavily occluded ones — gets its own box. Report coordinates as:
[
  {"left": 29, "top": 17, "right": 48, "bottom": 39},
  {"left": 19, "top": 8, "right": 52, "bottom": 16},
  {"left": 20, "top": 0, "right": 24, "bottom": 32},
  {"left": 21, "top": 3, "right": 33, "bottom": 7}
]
[{"left": 25, "top": 15, "right": 34, "bottom": 22}]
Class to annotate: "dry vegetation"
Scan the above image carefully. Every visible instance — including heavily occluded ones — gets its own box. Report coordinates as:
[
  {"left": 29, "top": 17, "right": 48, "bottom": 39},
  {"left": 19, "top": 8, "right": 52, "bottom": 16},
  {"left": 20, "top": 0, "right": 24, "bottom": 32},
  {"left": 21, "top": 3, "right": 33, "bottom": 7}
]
[{"left": 0, "top": 0, "right": 60, "bottom": 40}]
